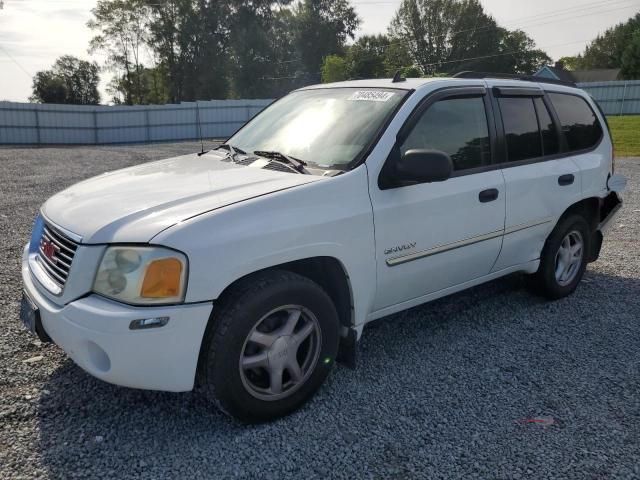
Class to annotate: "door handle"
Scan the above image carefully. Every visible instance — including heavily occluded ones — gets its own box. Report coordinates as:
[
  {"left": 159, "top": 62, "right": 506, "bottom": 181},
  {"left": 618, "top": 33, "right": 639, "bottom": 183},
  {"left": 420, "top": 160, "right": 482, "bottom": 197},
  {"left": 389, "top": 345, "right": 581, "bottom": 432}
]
[
  {"left": 479, "top": 188, "right": 499, "bottom": 203},
  {"left": 558, "top": 174, "right": 575, "bottom": 186}
]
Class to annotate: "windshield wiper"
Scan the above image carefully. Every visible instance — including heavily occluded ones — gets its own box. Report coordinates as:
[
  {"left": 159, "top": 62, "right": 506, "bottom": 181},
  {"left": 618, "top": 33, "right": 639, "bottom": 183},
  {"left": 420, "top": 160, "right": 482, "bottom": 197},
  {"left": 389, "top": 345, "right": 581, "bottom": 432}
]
[
  {"left": 212, "top": 143, "right": 246, "bottom": 161},
  {"left": 253, "top": 150, "right": 309, "bottom": 174}
]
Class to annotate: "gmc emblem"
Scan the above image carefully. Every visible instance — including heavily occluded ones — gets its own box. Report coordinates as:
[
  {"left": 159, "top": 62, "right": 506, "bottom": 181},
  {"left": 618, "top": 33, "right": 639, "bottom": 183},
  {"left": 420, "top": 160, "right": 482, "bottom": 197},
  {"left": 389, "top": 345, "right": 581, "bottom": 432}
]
[{"left": 42, "top": 240, "right": 57, "bottom": 263}]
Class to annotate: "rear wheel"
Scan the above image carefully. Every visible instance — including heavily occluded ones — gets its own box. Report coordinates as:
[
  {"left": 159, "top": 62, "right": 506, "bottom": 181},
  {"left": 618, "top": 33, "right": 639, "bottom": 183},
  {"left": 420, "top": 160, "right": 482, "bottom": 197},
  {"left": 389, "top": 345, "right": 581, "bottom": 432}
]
[
  {"left": 530, "top": 214, "right": 590, "bottom": 299},
  {"left": 198, "top": 270, "right": 339, "bottom": 423}
]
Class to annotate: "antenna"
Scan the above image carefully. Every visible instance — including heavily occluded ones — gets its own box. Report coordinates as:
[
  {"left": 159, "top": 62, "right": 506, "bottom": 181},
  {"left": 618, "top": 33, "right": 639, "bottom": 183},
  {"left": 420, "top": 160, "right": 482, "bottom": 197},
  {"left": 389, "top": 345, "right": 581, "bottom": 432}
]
[
  {"left": 392, "top": 70, "right": 406, "bottom": 83},
  {"left": 196, "top": 101, "right": 208, "bottom": 156}
]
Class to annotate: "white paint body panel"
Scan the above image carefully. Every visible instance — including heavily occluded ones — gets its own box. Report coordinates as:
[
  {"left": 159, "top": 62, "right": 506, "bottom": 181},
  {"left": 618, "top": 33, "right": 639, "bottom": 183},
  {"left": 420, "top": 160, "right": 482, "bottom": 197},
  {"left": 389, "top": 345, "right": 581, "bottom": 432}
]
[
  {"left": 41, "top": 150, "right": 322, "bottom": 244},
  {"left": 370, "top": 170, "right": 505, "bottom": 310},
  {"left": 492, "top": 158, "right": 582, "bottom": 271},
  {"left": 21, "top": 77, "right": 622, "bottom": 392}
]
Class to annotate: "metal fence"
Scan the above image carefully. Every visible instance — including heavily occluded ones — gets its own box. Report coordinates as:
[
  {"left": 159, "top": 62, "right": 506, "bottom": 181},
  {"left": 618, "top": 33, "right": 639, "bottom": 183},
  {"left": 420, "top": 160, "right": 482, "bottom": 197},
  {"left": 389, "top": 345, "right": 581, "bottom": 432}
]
[
  {"left": 0, "top": 99, "right": 273, "bottom": 145},
  {"left": 578, "top": 80, "right": 640, "bottom": 116},
  {"left": 1, "top": 80, "right": 639, "bottom": 145}
]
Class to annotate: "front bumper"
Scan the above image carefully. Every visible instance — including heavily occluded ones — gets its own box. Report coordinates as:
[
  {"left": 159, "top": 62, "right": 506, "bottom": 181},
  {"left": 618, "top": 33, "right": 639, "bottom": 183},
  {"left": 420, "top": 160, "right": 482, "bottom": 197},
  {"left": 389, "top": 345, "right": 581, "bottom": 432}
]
[{"left": 21, "top": 245, "right": 213, "bottom": 392}]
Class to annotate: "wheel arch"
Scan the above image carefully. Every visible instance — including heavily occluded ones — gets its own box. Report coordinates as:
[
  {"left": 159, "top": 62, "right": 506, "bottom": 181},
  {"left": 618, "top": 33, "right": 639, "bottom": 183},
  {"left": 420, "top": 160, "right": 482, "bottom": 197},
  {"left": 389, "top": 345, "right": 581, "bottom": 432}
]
[
  {"left": 555, "top": 196, "right": 602, "bottom": 261},
  {"left": 212, "top": 256, "right": 354, "bottom": 331},
  {"left": 196, "top": 256, "right": 356, "bottom": 379}
]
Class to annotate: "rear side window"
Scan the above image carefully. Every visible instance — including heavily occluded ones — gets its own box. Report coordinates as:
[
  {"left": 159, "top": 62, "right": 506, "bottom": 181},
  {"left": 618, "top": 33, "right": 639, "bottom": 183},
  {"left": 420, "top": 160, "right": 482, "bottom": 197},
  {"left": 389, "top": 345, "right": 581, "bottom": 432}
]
[
  {"left": 498, "top": 97, "right": 541, "bottom": 162},
  {"left": 548, "top": 93, "right": 603, "bottom": 151},
  {"left": 400, "top": 96, "right": 490, "bottom": 171}
]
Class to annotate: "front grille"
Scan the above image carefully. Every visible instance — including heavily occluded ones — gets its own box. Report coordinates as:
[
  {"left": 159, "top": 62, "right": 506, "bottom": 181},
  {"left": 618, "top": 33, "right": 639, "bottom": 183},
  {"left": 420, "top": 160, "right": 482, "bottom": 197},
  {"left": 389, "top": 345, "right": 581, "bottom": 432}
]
[{"left": 36, "top": 224, "right": 79, "bottom": 289}]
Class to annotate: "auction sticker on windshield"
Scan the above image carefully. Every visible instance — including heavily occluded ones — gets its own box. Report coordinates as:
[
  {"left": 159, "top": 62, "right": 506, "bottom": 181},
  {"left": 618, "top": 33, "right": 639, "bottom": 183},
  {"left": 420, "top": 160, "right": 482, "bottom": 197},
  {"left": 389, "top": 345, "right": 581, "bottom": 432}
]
[{"left": 348, "top": 91, "right": 396, "bottom": 102}]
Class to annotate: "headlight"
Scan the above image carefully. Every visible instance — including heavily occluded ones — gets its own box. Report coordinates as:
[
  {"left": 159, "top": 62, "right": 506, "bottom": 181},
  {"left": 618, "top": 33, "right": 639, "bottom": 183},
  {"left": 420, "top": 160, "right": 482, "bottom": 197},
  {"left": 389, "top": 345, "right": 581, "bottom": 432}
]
[{"left": 93, "top": 246, "right": 188, "bottom": 305}]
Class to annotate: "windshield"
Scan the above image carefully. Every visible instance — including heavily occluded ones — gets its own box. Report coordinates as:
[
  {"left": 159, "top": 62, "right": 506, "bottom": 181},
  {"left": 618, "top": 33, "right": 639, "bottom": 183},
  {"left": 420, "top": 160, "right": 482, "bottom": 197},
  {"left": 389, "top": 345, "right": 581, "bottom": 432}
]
[{"left": 228, "top": 88, "right": 407, "bottom": 169}]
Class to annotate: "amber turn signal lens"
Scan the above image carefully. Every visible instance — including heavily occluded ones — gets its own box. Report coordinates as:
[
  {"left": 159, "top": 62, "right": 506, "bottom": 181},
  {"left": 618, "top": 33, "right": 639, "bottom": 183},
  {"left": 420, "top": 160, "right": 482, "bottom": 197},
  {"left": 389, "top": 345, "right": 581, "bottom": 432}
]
[{"left": 140, "top": 258, "right": 183, "bottom": 299}]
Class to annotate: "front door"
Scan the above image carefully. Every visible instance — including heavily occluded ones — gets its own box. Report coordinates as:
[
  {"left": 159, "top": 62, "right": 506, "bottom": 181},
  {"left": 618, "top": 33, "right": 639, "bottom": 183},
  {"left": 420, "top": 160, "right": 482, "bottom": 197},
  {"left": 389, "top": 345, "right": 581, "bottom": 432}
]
[{"left": 369, "top": 88, "right": 506, "bottom": 311}]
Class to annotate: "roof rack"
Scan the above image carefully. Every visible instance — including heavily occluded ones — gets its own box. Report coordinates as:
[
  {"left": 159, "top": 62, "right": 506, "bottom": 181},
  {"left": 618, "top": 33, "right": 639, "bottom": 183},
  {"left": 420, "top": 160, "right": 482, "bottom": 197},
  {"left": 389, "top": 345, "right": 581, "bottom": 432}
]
[{"left": 453, "top": 71, "right": 576, "bottom": 87}]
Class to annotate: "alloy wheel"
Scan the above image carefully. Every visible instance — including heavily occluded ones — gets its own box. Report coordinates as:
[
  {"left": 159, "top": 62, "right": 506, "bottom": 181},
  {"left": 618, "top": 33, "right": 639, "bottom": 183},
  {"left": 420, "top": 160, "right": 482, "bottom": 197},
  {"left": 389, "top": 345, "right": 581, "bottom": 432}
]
[
  {"left": 554, "top": 230, "right": 584, "bottom": 287},
  {"left": 239, "top": 305, "right": 321, "bottom": 401}
]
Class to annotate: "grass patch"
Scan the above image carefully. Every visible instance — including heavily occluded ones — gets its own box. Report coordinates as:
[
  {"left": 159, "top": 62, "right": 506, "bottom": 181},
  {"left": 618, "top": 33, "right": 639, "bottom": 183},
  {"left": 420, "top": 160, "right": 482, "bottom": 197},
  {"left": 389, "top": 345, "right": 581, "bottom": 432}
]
[{"left": 607, "top": 115, "right": 640, "bottom": 157}]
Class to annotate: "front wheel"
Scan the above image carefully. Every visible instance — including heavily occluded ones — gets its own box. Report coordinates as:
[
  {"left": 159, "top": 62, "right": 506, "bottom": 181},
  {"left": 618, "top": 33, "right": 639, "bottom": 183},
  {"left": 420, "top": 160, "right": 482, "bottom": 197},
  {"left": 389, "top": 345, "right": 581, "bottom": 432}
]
[
  {"left": 529, "top": 214, "right": 590, "bottom": 299},
  {"left": 198, "top": 270, "right": 339, "bottom": 423}
]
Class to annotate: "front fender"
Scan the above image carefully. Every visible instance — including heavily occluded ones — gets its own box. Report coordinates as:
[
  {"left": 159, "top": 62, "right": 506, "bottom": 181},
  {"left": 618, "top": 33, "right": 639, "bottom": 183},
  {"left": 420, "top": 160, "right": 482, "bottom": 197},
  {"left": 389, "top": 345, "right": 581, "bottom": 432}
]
[{"left": 154, "top": 166, "right": 377, "bottom": 327}]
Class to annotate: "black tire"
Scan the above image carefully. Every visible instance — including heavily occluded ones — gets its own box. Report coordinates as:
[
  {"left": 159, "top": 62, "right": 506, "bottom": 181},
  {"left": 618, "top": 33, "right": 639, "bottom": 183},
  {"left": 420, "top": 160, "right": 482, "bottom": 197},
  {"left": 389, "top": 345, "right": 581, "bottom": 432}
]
[
  {"left": 198, "top": 270, "right": 339, "bottom": 423},
  {"left": 529, "top": 214, "right": 590, "bottom": 300}
]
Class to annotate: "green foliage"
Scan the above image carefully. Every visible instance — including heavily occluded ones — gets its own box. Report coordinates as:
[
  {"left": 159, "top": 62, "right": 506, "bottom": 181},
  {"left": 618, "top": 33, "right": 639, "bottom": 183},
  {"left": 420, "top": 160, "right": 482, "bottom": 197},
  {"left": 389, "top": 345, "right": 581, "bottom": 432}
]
[
  {"left": 400, "top": 65, "right": 423, "bottom": 77},
  {"left": 293, "top": 0, "right": 360, "bottom": 84},
  {"left": 345, "top": 34, "right": 418, "bottom": 79},
  {"left": 87, "top": 0, "right": 359, "bottom": 102},
  {"left": 557, "top": 56, "right": 581, "bottom": 71},
  {"left": 321, "top": 55, "right": 349, "bottom": 83},
  {"left": 31, "top": 56, "right": 100, "bottom": 105},
  {"left": 88, "top": 0, "right": 150, "bottom": 105},
  {"left": 621, "top": 31, "right": 640, "bottom": 80},
  {"left": 388, "top": 0, "right": 550, "bottom": 75},
  {"left": 570, "top": 13, "right": 640, "bottom": 79},
  {"left": 345, "top": 34, "right": 389, "bottom": 79},
  {"left": 580, "top": 14, "right": 639, "bottom": 70},
  {"left": 108, "top": 66, "right": 170, "bottom": 104}
]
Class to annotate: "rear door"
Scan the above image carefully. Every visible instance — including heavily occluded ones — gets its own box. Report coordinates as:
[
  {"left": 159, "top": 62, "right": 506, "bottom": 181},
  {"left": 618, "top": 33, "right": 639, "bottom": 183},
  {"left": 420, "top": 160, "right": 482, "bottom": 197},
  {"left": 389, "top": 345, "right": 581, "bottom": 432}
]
[{"left": 491, "top": 85, "right": 583, "bottom": 271}]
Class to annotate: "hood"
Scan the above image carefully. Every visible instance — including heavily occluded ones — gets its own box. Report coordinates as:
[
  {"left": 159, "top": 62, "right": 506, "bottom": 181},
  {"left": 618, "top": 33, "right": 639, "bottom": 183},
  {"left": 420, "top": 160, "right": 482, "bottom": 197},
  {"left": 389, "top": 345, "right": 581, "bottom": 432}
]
[{"left": 42, "top": 150, "right": 322, "bottom": 243}]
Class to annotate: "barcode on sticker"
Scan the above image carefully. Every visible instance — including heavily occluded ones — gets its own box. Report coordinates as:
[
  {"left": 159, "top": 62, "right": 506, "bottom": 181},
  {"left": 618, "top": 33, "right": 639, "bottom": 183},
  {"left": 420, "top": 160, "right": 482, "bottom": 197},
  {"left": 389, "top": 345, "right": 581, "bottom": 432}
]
[{"left": 348, "top": 91, "right": 395, "bottom": 102}]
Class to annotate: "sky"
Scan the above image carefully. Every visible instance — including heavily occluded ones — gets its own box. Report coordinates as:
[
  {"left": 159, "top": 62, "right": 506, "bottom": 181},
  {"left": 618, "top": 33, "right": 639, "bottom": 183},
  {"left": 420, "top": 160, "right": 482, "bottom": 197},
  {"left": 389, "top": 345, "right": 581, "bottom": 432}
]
[{"left": 0, "top": 0, "right": 638, "bottom": 103}]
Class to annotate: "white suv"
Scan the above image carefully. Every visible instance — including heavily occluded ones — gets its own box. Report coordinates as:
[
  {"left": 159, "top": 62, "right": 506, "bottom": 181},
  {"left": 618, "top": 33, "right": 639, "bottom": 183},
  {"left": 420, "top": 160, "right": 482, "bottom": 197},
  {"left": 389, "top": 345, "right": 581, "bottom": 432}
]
[{"left": 20, "top": 74, "right": 625, "bottom": 422}]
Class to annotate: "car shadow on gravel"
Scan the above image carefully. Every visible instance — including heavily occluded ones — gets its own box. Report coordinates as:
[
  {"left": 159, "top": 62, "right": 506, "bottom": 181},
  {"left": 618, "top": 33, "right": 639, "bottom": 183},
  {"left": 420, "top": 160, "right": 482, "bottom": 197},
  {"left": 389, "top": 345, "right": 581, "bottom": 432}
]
[{"left": 35, "top": 270, "right": 640, "bottom": 479}]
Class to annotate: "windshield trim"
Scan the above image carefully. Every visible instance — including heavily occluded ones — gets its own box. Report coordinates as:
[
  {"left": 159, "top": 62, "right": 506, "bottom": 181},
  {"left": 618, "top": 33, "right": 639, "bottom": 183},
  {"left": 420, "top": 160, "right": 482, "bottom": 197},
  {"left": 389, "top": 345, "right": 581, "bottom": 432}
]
[{"left": 225, "top": 87, "right": 412, "bottom": 172}]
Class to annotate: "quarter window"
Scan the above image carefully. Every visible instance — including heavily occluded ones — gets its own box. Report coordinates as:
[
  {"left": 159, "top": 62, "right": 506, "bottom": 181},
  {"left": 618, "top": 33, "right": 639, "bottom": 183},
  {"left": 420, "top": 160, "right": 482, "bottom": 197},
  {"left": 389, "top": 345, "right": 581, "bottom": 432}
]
[
  {"left": 548, "top": 93, "right": 603, "bottom": 151},
  {"left": 400, "top": 96, "right": 490, "bottom": 171},
  {"left": 498, "top": 97, "right": 542, "bottom": 162}
]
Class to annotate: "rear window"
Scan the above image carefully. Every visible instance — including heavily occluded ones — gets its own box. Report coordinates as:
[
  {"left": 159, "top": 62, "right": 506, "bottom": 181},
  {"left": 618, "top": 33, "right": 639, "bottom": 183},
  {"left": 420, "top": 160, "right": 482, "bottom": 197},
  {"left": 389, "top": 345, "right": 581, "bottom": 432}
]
[{"left": 548, "top": 93, "right": 603, "bottom": 152}]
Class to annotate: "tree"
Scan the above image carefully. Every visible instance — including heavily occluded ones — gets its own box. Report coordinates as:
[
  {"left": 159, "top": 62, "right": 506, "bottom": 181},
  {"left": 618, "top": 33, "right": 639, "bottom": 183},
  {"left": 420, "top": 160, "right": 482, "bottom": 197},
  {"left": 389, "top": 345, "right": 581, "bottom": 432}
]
[
  {"left": 621, "top": 30, "right": 640, "bottom": 80},
  {"left": 389, "top": 0, "right": 494, "bottom": 74},
  {"left": 583, "top": 13, "right": 640, "bottom": 69},
  {"left": 321, "top": 54, "right": 349, "bottom": 82},
  {"left": 88, "top": 0, "right": 151, "bottom": 105},
  {"left": 293, "top": 0, "right": 360, "bottom": 83},
  {"left": 557, "top": 56, "right": 582, "bottom": 71},
  {"left": 144, "top": 0, "right": 232, "bottom": 102},
  {"left": 481, "top": 29, "right": 551, "bottom": 74},
  {"left": 31, "top": 56, "right": 100, "bottom": 104},
  {"left": 388, "top": 0, "right": 550, "bottom": 75},
  {"left": 226, "top": 1, "right": 299, "bottom": 99},
  {"left": 572, "top": 13, "right": 640, "bottom": 79},
  {"left": 346, "top": 35, "right": 389, "bottom": 79},
  {"left": 108, "top": 66, "right": 170, "bottom": 104},
  {"left": 382, "top": 39, "right": 418, "bottom": 77}
]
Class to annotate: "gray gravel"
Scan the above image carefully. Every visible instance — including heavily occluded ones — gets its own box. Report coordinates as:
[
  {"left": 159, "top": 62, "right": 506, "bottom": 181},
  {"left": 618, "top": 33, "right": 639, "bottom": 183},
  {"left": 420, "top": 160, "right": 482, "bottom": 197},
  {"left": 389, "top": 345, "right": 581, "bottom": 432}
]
[{"left": 0, "top": 144, "right": 639, "bottom": 479}]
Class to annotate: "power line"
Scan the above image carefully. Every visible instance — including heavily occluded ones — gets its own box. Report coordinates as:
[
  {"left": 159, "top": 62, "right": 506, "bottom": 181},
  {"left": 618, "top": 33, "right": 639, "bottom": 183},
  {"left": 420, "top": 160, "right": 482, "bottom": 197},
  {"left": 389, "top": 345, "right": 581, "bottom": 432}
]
[{"left": 0, "top": 44, "right": 32, "bottom": 79}]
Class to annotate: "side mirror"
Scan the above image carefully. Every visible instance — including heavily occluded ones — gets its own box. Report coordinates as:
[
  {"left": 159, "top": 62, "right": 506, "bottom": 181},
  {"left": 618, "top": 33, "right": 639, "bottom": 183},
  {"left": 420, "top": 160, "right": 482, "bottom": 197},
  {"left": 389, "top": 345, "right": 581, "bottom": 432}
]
[{"left": 395, "top": 149, "right": 453, "bottom": 183}]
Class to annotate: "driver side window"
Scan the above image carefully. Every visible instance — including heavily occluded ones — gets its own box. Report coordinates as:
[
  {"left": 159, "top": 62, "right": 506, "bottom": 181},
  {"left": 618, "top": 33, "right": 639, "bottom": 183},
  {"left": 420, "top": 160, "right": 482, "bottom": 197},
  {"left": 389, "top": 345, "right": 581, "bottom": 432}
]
[{"left": 401, "top": 96, "right": 491, "bottom": 171}]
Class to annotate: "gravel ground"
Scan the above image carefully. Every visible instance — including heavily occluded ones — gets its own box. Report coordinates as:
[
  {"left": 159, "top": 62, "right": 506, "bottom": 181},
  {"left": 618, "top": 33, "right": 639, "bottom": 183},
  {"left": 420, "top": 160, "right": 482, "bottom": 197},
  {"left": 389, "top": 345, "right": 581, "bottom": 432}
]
[{"left": 0, "top": 144, "right": 638, "bottom": 479}]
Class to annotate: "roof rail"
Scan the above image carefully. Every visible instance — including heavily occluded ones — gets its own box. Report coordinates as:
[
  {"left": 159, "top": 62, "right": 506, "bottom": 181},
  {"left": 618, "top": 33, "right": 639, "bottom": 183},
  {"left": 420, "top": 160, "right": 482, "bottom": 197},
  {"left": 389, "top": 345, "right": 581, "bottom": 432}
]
[{"left": 453, "top": 71, "right": 576, "bottom": 87}]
